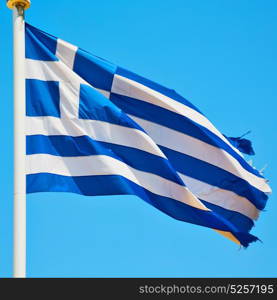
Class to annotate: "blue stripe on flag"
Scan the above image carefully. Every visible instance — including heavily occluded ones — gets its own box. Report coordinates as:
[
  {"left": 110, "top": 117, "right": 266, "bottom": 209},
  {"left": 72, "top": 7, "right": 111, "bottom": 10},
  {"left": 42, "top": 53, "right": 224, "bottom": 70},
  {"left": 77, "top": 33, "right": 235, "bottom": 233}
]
[
  {"left": 27, "top": 173, "right": 258, "bottom": 247},
  {"left": 160, "top": 145, "right": 268, "bottom": 210},
  {"left": 25, "top": 23, "right": 58, "bottom": 61},
  {"left": 73, "top": 48, "right": 116, "bottom": 91},
  {"left": 116, "top": 66, "right": 202, "bottom": 113},
  {"left": 79, "top": 84, "right": 146, "bottom": 130},
  {"left": 26, "top": 135, "right": 184, "bottom": 185},
  {"left": 110, "top": 93, "right": 263, "bottom": 179},
  {"left": 26, "top": 79, "right": 60, "bottom": 117},
  {"left": 201, "top": 200, "right": 254, "bottom": 233}
]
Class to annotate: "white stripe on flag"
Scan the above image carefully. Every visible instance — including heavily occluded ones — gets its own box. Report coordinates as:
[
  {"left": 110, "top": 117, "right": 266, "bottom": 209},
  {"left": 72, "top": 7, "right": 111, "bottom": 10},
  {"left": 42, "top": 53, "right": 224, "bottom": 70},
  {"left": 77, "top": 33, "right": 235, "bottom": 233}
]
[
  {"left": 26, "top": 153, "right": 209, "bottom": 211},
  {"left": 59, "top": 82, "right": 80, "bottom": 118},
  {"left": 112, "top": 74, "right": 244, "bottom": 157},
  {"left": 129, "top": 115, "right": 270, "bottom": 194},
  {"left": 25, "top": 116, "right": 166, "bottom": 159},
  {"left": 56, "top": 39, "right": 78, "bottom": 70},
  {"left": 178, "top": 173, "right": 259, "bottom": 220}
]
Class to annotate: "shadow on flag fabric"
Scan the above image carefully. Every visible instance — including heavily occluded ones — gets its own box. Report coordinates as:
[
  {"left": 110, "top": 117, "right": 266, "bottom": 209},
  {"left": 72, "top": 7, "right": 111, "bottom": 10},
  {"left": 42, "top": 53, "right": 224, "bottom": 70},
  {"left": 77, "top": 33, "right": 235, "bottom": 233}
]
[{"left": 25, "top": 23, "right": 271, "bottom": 247}]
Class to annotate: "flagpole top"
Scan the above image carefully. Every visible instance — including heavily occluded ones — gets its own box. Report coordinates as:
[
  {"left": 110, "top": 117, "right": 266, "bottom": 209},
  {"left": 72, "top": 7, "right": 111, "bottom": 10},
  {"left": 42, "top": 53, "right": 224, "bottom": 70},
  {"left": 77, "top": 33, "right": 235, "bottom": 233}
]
[{"left": 7, "top": 0, "right": 31, "bottom": 10}]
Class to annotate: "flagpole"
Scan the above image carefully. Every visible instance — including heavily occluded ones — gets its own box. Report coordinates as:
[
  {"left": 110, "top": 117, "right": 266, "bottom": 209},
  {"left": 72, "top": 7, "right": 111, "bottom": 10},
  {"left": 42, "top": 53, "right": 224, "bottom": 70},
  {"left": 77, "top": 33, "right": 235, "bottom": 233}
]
[{"left": 7, "top": 0, "right": 30, "bottom": 278}]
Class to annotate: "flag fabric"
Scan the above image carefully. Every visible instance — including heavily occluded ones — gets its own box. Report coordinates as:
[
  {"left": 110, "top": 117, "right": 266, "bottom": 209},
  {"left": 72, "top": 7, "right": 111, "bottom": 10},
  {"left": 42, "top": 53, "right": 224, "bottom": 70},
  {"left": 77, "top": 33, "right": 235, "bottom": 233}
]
[{"left": 25, "top": 23, "right": 271, "bottom": 247}]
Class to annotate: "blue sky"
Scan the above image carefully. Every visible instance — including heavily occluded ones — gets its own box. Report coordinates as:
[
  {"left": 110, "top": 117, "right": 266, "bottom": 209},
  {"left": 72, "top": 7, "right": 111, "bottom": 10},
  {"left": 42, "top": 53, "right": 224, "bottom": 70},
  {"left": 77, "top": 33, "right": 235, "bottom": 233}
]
[{"left": 0, "top": 0, "right": 276, "bottom": 277}]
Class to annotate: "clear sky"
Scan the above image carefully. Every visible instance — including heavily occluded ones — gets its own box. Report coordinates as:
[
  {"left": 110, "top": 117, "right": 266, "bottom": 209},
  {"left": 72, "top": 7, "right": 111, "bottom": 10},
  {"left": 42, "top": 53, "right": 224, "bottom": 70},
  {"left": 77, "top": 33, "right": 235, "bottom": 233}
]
[{"left": 0, "top": 0, "right": 276, "bottom": 277}]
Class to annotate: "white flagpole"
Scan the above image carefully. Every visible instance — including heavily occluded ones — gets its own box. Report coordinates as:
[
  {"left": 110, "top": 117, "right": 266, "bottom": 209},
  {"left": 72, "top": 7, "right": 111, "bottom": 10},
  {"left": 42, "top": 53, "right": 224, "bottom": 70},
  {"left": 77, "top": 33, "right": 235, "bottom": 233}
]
[{"left": 7, "top": 0, "right": 31, "bottom": 278}]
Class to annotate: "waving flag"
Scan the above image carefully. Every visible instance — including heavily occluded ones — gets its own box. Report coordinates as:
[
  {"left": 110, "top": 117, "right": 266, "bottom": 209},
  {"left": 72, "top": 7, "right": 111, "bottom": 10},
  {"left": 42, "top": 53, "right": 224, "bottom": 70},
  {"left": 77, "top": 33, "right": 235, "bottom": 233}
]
[{"left": 25, "top": 23, "right": 271, "bottom": 247}]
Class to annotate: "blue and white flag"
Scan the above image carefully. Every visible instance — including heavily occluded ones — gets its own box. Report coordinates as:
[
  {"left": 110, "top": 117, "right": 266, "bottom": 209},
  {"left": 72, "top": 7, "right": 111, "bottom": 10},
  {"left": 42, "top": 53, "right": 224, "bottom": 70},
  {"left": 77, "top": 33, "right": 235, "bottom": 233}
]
[{"left": 25, "top": 23, "right": 271, "bottom": 247}]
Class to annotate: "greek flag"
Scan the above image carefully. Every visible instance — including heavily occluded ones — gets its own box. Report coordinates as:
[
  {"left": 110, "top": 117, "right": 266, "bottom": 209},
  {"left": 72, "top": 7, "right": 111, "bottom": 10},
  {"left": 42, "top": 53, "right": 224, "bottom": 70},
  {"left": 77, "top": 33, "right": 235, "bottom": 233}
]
[{"left": 25, "top": 23, "right": 271, "bottom": 247}]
